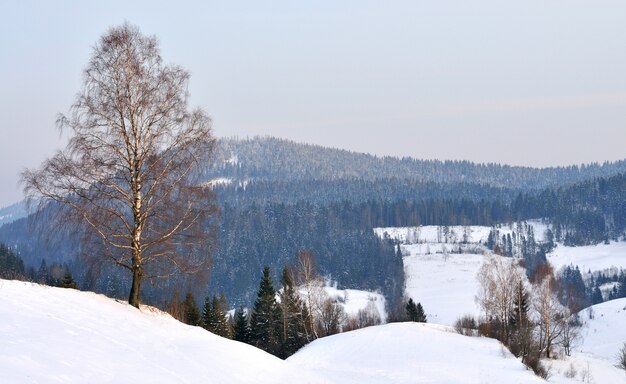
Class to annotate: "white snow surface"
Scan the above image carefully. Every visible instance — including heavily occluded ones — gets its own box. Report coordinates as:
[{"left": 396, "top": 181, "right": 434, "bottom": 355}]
[
  {"left": 548, "top": 241, "right": 626, "bottom": 273},
  {"left": 374, "top": 222, "right": 549, "bottom": 245},
  {"left": 402, "top": 247, "right": 486, "bottom": 325},
  {"left": 375, "top": 225, "right": 501, "bottom": 325},
  {"left": 547, "top": 298, "right": 626, "bottom": 384},
  {"left": 288, "top": 322, "right": 544, "bottom": 384},
  {"left": 0, "top": 279, "right": 545, "bottom": 384},
  {"left": 321, "top": 284, "right": 387, "bottom": 322},
  {"left": 375, "top": 225, "right": 626, "bottom": 383}
]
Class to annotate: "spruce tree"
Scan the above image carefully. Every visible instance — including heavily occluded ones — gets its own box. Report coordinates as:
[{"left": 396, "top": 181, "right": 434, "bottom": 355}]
[
  {"left": 201, "top": 294, "right": 232, "bottom": 337},
  {"left": 406, "top": 298, "right": 418, "bottom": 321},
  {"left": 415, "top": 302, "right": 427, "bottom": 323},
  {"left": 183, "top": 292, "right": 201, "bottom": 326},
  {"left": 250, "top": 267, "right": 281, "bottom": 355},
  {"left": 592, "top": 285, "right": 603, "bottom": 305},
  {"left": 510, "top": 280, "right": 534, "bottom": 358},
  {"left": 232, "top": 305, "right": 252, "bottom": 344},
  {"left": 201, "top": 295, "right": 216, "bottom": 330},
  {"left": 37, "top": 259, "right": 50, "bottom": 285},
  {"left": 278, "top": 267, "right": 309, "bottom": 358},
  {"left": 59, "top": 271, "right": 78, "bottom": 289},
  {"left": 211, "top": 294, "right": 232, "bottom": 338}
]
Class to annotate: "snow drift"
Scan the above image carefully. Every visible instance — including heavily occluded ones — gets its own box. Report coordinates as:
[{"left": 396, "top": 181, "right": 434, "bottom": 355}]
[{"left": 0, "top": 279, "right": 546, "bottom": 383}]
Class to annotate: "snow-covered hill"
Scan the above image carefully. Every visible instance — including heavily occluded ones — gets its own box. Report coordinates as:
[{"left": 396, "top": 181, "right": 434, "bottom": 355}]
[
  {"left": 0, "top": 279, "right": 297, "bottom": 384},
  {"left": 288, "top": 322, "right": 544, "bottom": 384},
  {"left": 375, "top": 224, "right": 626, "bottom": 382},
  {"left": 0, "top": 279, "right": 544, "bottom": 383},
  {"left": 548, "top": 298, "right": 626, "bottom": 383}
]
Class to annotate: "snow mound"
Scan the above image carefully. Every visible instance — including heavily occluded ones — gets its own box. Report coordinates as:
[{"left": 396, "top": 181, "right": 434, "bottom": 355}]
[
  {"left": 0, "top": 279, "right": 547, "bottom": 383},
  {"left": 547, "top": 298, "right": 626, "bottom": 384},
  {"left": 578, "top": 298, "right": 626, "bottom": 361},
  {"left": 288, "top": 322, "right": 545, "bottom": 384},
  {"left": 0, "top": 280, "right": 301, "bottom": 384}
]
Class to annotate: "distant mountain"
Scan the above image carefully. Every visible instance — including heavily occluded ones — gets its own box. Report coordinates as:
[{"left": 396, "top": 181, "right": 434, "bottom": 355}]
[
  {"left": 206, "top": 136, "right": 626, "bottom": 190},
  {"left": 0, "top": 201, "right": 27, "bottom": 228},
  {"left": 2, "top": 136, "right": 625, "bottom": 308}
]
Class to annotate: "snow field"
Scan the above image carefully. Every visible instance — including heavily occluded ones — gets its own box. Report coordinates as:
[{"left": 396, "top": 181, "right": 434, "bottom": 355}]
[
  {"left": 0, "top": 280, "right": 303, "bottom": 384},
  {"left": 288, "top": 322, "right": 545, "bottom": 384},
  {"left": 0, "top": 279, "right": 546, "bottom": 384},
  {"left": 320, "top": 284, "right": 387, "bottom": 322},
  {"left": 548, "top": 241, "right": 626, "bottom": 273},
  {"left": 402, "top": 248, "right": 486, "bottom": 325}
]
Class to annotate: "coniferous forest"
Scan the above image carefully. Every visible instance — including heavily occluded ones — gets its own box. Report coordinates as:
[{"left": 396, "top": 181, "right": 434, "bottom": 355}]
[{"left": 1, "top": 137, "right": 626, "bottom": 311}]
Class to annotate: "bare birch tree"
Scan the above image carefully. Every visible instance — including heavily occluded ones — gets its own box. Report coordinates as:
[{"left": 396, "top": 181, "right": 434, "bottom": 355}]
[
  {"left": 533, "top": 275, "right": 567, "bottom": 358},
  {"left": 294, "top": 250, "right": 323, "bottom": 340},
  {"left": 22, "top": 23, "right": 217, "bottom": 308},
  {"left": 476, "top": 255, "right": 521, "bottom": 342}
]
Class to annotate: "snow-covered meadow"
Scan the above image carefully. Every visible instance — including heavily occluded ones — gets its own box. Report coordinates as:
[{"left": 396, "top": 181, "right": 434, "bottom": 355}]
[
  {"left": 548, "top": 241, "right": 626, "bottom": 273},
  {"left": 375, "top": 224, "right": 626, "bottom": 383}
]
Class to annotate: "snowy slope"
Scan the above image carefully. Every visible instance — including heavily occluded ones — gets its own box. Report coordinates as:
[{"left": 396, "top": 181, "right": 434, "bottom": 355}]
[
  {"left": 578, "top": 298, "right": 626, "bottom": 362},
  {"left": 375, "top": 226, "right": 499, "bottom": 325},
  {"left": 0, "top": 279, "right": 545, "bottom": 384},
  {"left": 320, "top": 284, "right": 387, "bottom": 322},
  {"left": 402, "top": 248, "right": 486, "bottom": 325},
  {"left": 288, "top": 322, "right": 545, "bottom": 384},
  {"left": 548, "top": 241, "right": 626, "bottom": 272},
  {"left": 0, "top": 280, "right": 303, "bottom": 384},
  {"left": 548, "top": 298, "right": 626, "bottom": 384}
]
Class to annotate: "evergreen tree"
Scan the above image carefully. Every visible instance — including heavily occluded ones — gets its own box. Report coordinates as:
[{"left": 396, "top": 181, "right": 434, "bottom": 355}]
[
  {"left": 278, "top": 267, "right": 309, "bottom": 358},
  {"left": 510, "top": 280, "right": 530, "bottom": 329},
  {"left": 232, "top": 305, "right": 252, "bottom": 344},
  {"left": 415, "top": 302, "right": 427, "bottom": 323},
  {"left": 509, "top": 279, "right": 533, "bottom": 358},
  {"left": 59, "top": 271, "right": 78, "bottom": 289},
  {"left": 183, "top": 292, "right": 201, "bottom": 326},
  {"left": 37, "top": 259, "right": 50, "bottom": 285},
  {"left": 0, "top": 243, "right": 25, "bottom": 280},
  {"left": 618, "top": 276, "right": 626, "bottom": 299},
  {"left": 406, "top": 298, "right": 418, "bottom": 321},
  {"left": 201, "top": 296, "right": 216, "bottom": 330},
  {"left": 250, "top": 267, "right": 281, "bottom": 355},
  {"left": 592, "top": 285, "right": 604, "bottom": 305},
  {"left": 211, "top": 294, "right": 232, "bottom": 338},
  {"left": 201, "top": 294, "right": 231, "bottom": 337},
  {"left": 406, "top": 298, "right": 426, "bottom": 322}
]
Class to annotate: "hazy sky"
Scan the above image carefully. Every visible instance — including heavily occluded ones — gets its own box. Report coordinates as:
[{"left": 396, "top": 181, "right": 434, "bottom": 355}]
[{"left": 2, "top": 1, "right": 626, "bottom": 207}]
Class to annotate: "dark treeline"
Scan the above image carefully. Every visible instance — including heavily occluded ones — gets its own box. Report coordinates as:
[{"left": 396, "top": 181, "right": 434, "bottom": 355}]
[
  {"left": 214, "top": 178, "right": 516, "bottom": 207},
  {"left": 1, "top": 169, "right": 625, "bottom": 309},
  {"left": 210, "top": 202, "right": 404, "bottom": 306},
  {"left": 512, "top": 173, "right": 626, "bottom": 245},
  {"left": 0, "top": 242, "right": 26, "bottom": 280}
]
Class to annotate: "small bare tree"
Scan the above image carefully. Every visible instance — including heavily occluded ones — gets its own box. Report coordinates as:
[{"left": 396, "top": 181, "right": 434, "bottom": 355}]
[
  {"left": 316, "top": 296, "right": 346, "bottom": 337},
  {"left": 532, "top": 275, "right": 567, "bottom": 358},
  {"left": 22, "top": 23, "right": 216, "bottom": 308},
  {"left": 294, "top": 250, "right": 323, "bottom": 340},
  {"left": 617, "top": 341, "right": 626, "bottom": 373},
  {"left": 561, "top": 315, "right": 582, "bottom": 357},
  {"left": 476, "top": 255, "right": 521, "bottom": 343}
]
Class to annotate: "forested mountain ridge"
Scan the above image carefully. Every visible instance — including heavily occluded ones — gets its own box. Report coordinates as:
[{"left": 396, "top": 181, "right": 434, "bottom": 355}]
[
  {"left": 205, "top": 137, "right": 626, "bottom": 190},
  {"left": 1, "top": 136, "right": 625, "bottom": 309}
]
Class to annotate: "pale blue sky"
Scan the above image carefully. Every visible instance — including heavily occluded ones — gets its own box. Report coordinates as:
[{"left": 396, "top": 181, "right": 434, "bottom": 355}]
[{"left": 1, "top": 1, "right": 626, "bottom": 206}]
